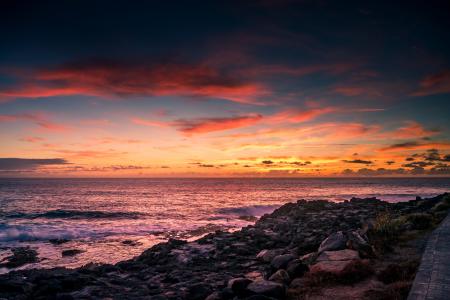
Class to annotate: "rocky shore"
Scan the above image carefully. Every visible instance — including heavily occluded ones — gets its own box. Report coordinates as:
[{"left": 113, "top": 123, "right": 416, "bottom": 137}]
[{"left": 0, "top": 193, "right": 449, "bottom": 300}]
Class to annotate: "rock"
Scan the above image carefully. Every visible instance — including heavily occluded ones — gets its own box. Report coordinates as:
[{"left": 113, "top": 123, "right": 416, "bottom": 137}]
[
  {"left": 245, "top": 271, "right": 264, "bottom": 281},
  {"left": 0, "top": 246, "right": 38, "bottom": 268},
  {"left": 186, "top": 283, "right": 212, "bottom": 300},
  {"left": 270, "top": 254, "right": 295, "bottom": 269},
  {"left": 61, "top": 249, "right": 84, "bottom": 257},
  {"left": 310, "top": 260, "right": 356, "bottom": 274},
  {"left": 49, "top": 238, "right": 70, "bottom": 245},
  {"left": 268, "top": 269, "right": 290, "bottom": 284},
  {"left": 122, "top": 240, "right": 142, "bottom": 246},
  {"left": 316, "top": 249, "right": 359, "bottom": 262},
  {"left": 289, "top": 277, "right": 308, "bottom": 289},
  {"left": 256, "top": 249, "right": 283, "bottom": 262},
  {"left": 246, "top": 280, "right": 285, "bottom": 298},
  {"left": 227, "top": 277, "right": 252, "bottom": 295},
  {"left": 346, "top": 231, "right": 374, "bottom": 257},
  {"left": 300, "top": 252, "right": 318, "bottom": 265},
  {"left": 286, "top": 259, "right": 308, "bottom": 278},
  {"left": 318, "top": 231, "right": 347, "bottom": 252}
]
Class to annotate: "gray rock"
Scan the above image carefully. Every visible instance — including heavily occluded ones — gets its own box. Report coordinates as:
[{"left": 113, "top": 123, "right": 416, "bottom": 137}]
[
  {"left": 346, "top": 230, "right": 374, "bottom": 257},
  {"left": 246, "top": 280, "right": 285, "bottom": 298},
  {"left": 318, "top": 231, "right": 347, "bottom": 252},
  {"left": 270, "top": 254, "right": 295, "bottom": 269}
]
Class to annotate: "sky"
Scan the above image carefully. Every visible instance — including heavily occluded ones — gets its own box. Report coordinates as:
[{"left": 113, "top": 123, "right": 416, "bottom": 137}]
[{"left": 0, "top": 0, "right": 449, "bottom": 177}]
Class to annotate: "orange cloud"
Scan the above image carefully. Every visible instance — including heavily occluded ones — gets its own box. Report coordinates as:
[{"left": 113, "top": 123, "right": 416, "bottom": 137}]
[
  {"left": 0, "top": 60, "right": 269, "bottom": 104},
  {"left": 269, "top": 107, "right": 337, "bottom": 123},
  {"left": 174, "top": 114, "right": 263, "bottom": 135},
  {"left": 133, "top": 114, "right": 263, "bottom": 135}
]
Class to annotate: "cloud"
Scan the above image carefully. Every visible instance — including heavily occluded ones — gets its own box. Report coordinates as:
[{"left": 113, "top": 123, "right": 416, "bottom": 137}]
[
  {"left": 0, "top": 59, "right": 269, "bottom": 104},
  {"left": 134, "top": 114, "right": 263, "bottom": 135},
  {"left": 0, "top": 113, "right": 69, "bottom": 132},
  {"left": 379, "top": 141, "right": 450, "bottom": 151},
  {"left": 412, "top": 70, "right": 450, "bottom": 96},
  {"left": 342, "top": 159, "right": 373, "bottom": 164},
  {"left": 0, "top": 158, "right": 69, "bottom": 170},
  {"left": 381, "top": 121, "right": 440, "bottom": 139},
  {"left": 269, "top": 107, "right": 337, "bottom": 123}
]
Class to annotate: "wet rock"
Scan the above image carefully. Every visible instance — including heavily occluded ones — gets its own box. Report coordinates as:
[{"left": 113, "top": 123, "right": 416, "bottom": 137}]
[
  {"left": 268, "top": 269, "right": 290, "bottom": 284},
  {"left": 318, "top": 231, "right": 347, "bottom": 252},
  {"left": 286, "top": 259, "right": 308, "bottom": 279},
  {"left": 122, "top": 240, "right": 142, "bottom": 246},
  {"left": 246, "top": 280, "right": 285, "bottom": 298},
  {"left": 270, "top": 254, "right": 295, "bottom": 269},
  {"left": 61, "top": 249, "right": 84, "bottom": 257},
  {"left": 316, "top": 249, "right": 359, "bottom": 262},
  {"left": 49, "top": 238, "right": 70, "bottom": 245},
  {"left": 0, "top": 246, "right": 38, "bottom": 268}
]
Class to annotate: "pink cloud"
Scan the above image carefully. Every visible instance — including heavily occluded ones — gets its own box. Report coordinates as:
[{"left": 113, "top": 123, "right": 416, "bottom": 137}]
[{"left": 0, "top": 60, "right": 269, "bottom": 104}]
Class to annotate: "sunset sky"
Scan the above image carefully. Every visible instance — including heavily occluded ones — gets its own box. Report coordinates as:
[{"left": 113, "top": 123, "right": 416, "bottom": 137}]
[{"left": 0, "top": 0, "right": 449, "bottom": 177}]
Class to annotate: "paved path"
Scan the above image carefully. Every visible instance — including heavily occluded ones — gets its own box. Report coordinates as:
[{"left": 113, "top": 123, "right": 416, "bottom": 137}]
[{"left": 408, "top": 214, "right": 450, "bottom": 300}]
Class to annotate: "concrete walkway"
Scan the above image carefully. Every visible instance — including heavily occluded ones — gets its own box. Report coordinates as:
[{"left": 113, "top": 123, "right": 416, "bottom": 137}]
[{"left": 408, "top": 214, "right": 450, "bottom": 300}]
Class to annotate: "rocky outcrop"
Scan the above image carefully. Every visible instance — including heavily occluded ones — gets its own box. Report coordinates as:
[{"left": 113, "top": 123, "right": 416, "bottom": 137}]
[{"left": 0, "top": 193, "right": 447, "bottom": 300}]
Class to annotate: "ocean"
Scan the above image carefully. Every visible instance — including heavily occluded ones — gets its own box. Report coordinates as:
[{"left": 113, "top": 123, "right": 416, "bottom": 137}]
[{"left": 0, "top": 177, "right": 449, "bottom": 273}]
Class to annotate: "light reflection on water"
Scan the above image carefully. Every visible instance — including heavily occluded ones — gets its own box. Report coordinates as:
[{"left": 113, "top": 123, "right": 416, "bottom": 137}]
[{"left": 0, "top": 177, "right": 448, "bottom": 272}]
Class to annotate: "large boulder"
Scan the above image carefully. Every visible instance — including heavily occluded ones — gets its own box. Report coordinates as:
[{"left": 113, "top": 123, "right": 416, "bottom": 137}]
[
  {"left": 246, "top": 280, "right": 285, "bottom": 298},
  {"left": 316, "top": 249, "right": 359, "bottom": 262},
  {"left": 271, "top": 254, "right": 295, "bottom": 269},
  {"left": 310, "top": 260, "right": 354, "bottom": 274},
  {"left": 318, "top": 231, "right": 347, "bottom": 252}
]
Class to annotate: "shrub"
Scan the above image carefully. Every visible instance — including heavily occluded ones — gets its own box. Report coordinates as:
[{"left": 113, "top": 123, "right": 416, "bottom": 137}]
[
  {"left": 433, "top": 201, "right": 450, "bottom": 212},
  {"left": 405, "top": 213, "right": 434, "bottom": 230},
  {"left": 377, "top": 260, "right": 420, "bottom": 284},
  {"left": 365, "top": 281, "right": 412, "bottom": 300}
]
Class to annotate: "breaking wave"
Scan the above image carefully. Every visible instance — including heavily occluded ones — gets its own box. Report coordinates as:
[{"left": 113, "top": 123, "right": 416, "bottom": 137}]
[{"left": 216, "top": 204, "right": 280, "bottom": 217}]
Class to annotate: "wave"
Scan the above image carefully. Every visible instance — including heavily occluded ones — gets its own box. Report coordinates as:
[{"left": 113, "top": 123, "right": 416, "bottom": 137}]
[
  {"left": 216, "top": 204, "right": 280, "bottom": 217},
  {"left": 1, "top": 210, "right": 145, "bottom": 220}
]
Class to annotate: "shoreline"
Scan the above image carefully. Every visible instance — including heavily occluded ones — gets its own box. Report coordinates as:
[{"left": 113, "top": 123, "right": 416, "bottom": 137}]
[{"left": 0, "top": 193, "right": 449, "bottom": 299}]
